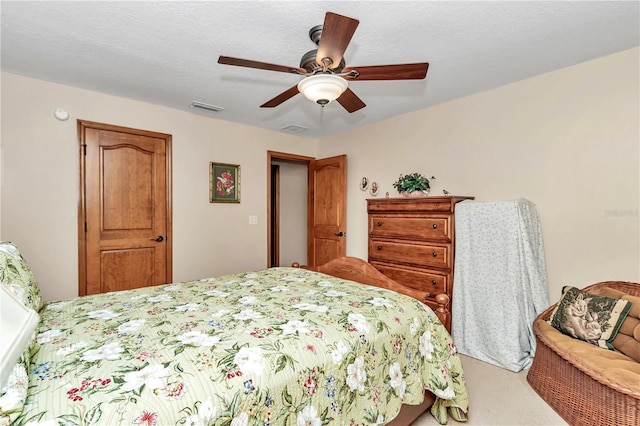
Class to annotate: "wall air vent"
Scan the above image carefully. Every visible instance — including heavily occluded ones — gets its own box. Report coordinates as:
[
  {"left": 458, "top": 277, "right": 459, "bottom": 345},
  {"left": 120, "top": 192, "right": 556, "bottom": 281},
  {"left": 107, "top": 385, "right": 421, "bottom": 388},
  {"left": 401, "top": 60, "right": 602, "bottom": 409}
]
[
  {"left": 280, "top": 124, "right": 308, "bottom": 133},
  {"left": 189, "top": 101, "right": 224, "bottom": 113}
]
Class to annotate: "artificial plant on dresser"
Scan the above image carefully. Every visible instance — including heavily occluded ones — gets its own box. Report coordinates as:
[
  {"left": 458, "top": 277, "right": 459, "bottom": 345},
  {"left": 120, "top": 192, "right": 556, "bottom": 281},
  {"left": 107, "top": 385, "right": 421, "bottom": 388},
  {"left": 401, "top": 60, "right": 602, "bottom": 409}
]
[{"left": 367, "top": 196, "right": 474, "bottom": 332}]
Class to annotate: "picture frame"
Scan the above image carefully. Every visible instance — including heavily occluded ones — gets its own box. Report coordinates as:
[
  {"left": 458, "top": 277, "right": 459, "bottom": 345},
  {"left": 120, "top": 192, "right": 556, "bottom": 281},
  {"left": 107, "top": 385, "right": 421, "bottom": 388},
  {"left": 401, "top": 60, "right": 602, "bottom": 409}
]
[
  {"left": 360, "top": 176, "right": 369, "bottom": 191},
  {"left": 209, "top": 162, "right": 240, "bottom": 203},
  {"left": 369, "top": 181, "right": 379, "bottom": 196}
]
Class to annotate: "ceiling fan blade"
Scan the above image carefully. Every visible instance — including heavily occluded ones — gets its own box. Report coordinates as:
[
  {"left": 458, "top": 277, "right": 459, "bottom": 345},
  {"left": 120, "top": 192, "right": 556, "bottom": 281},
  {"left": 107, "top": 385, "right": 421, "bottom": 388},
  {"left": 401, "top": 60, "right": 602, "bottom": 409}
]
[
  {"left": 218, "top": 56, "right": 305, "bottom": 75},
  {"left": 315, "top": 12, "right": 359, "bottom": 70},
  {"left": 344, "top": 63, "right": 429, "bottom": 81},
  {"left": 260, "top": 85, "right": 300, "bottom": 108},
  {"left": 336, "top": 88, "right": 366, "bottom": 113}
]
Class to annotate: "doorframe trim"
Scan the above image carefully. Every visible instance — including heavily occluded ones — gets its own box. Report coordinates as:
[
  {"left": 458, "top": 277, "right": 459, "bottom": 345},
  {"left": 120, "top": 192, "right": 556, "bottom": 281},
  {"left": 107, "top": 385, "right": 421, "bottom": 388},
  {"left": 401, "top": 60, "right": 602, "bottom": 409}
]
[
  {"left": 77, "top": 119, "right": 173, "bottom": 296},
  {"left": 269, "top": 164, "right": 281, "bottom": 267},
  {"left": 266, "top": 151, "right": 314, "bottom": 268}
]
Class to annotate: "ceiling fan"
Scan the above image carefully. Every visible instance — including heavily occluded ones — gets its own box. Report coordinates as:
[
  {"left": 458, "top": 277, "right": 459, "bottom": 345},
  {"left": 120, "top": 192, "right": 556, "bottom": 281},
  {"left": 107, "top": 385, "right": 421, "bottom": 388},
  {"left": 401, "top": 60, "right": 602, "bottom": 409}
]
[{"left": 218, "top": 11, "right": 429, "bottom": 113}]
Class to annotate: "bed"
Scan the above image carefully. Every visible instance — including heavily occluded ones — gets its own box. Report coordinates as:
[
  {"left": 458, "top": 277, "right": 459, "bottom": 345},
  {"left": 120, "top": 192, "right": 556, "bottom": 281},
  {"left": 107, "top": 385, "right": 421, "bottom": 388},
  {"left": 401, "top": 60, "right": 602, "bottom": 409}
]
[{"left": 0, "top": 241, "right": 468, "bottom": 425}]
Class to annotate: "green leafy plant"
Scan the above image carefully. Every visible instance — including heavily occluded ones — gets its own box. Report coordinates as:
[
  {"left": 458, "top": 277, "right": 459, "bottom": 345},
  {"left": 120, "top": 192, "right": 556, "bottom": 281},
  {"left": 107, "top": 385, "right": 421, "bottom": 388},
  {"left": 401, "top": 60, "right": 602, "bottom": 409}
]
[{"left": 392, "top": 173, "right": 435, "bottom": 194}]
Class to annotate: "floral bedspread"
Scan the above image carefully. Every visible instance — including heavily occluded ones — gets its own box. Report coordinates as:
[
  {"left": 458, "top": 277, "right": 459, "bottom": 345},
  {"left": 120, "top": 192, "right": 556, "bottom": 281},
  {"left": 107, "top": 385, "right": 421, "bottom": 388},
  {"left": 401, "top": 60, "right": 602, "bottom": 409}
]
[{"left": 15, "top": 267, "right": 468, "bottom": 425}]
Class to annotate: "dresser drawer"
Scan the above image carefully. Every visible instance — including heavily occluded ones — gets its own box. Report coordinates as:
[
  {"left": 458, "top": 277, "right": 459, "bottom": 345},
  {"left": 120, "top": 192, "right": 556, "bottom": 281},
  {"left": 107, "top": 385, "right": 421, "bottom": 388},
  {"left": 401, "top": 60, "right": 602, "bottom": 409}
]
[
  {"left": 368, "top": 198, "right": 454, "bottom": 213},
  {"left": 369, "top": 239, "right": 450, "bottom": 270},
  {"left": 369, "top": 215, "right": 451, "bottom": 241},
  {"left": 370, "top": 261, "right": 448, "bottom": 298}
]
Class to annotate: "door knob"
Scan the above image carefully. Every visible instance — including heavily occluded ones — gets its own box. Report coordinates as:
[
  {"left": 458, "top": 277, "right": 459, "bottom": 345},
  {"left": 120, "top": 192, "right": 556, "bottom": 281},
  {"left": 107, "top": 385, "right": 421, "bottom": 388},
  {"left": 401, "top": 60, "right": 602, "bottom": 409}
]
[
  {"left": 152, "top": 236, "right": 164, "bottom": 242},
  {"left": 335, "top": 231, "right": 344, "bottom": 237}
]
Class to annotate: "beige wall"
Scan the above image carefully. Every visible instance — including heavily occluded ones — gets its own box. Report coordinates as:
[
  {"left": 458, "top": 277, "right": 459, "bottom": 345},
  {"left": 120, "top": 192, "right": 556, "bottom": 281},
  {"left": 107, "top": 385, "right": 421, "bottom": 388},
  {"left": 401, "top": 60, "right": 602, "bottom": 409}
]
[
  {"left": 0, "top": 72, "right": 315, "bottom": 301},
  {"left": 2, "top": 48, "right": 638, "bottom": 303},
  {"left": 317, "top": 47, "right": 640, "bottom": 300}
]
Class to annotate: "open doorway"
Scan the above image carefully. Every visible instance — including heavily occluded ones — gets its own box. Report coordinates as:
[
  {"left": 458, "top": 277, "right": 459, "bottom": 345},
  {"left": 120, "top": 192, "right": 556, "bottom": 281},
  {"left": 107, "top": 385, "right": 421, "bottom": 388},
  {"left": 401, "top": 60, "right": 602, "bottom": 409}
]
[
  {"left": 267, "top": 151, "right": 348, "bottom": 268},
  {"left": 270, "top": 160, "right": 308, "bottom": 267},
  {"left": 267, "top": 151, "right": 313, "bottom": 267}
]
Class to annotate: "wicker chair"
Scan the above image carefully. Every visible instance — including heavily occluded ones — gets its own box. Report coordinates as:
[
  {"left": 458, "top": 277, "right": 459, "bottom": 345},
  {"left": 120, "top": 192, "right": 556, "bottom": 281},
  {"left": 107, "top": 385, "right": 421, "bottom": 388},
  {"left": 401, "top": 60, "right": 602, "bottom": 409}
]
[{"left": 527, "top": 281, "right": 640, "bottom": 426}]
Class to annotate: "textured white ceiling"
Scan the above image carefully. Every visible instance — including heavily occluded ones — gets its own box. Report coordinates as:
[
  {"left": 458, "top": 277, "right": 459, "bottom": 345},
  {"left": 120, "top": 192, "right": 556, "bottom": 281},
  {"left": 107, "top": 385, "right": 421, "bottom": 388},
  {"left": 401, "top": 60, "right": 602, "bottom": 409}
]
[{"left": 1, "top": 1, "right": 638, "bottom": 139}]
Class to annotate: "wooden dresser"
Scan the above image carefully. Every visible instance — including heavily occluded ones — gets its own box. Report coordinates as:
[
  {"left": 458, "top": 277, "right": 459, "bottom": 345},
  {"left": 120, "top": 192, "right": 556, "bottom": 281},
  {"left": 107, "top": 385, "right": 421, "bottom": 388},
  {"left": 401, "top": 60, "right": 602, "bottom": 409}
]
[{"left": 367, "top": 196, "right": 474, "bottom": 331}]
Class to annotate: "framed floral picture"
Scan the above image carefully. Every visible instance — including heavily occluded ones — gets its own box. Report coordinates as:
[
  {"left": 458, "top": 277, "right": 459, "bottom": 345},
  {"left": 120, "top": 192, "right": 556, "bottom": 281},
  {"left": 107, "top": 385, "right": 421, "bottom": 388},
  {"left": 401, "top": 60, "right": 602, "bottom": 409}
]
[{"left": 209, "top": 162, "right": 240, "bottom": 203}]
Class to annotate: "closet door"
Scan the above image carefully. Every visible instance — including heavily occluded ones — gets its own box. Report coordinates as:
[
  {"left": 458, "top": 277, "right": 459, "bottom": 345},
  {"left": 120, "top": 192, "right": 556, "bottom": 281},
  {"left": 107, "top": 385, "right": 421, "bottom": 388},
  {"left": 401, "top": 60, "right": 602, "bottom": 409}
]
[{"left": 79, "top": 120, "right": 172, "bottom": 295}]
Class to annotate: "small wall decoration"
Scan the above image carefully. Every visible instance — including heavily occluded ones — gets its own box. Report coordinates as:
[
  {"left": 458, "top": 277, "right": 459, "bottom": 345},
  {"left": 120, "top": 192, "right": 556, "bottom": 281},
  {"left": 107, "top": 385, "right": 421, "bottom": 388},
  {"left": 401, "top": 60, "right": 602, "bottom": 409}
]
[
  {"left": 369, "top": 181, "right": 379, "bottom": 196},
  {"left": 210, "top": 162, "right": 240, "bottom": 203},
  {"left": 360, "top": 176, "right": 369, "bottom": 191}
]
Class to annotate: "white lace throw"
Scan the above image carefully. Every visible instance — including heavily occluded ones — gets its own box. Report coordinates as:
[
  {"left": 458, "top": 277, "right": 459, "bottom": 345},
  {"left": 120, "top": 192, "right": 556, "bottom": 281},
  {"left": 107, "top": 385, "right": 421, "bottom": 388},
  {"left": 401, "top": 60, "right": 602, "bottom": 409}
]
[{"left": 451, "top": 198, "right": 550, "bottom": 372}]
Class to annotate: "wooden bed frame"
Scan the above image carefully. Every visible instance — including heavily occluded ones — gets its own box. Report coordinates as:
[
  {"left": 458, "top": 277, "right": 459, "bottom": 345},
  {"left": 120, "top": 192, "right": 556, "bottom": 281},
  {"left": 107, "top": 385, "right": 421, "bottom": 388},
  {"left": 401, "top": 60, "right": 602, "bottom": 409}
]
[
  {"left": 292, "top": 256, "right": 451, "bottom": 327},
  {"left": 293, "top": 256, "right": 450, "bottom": 425}
]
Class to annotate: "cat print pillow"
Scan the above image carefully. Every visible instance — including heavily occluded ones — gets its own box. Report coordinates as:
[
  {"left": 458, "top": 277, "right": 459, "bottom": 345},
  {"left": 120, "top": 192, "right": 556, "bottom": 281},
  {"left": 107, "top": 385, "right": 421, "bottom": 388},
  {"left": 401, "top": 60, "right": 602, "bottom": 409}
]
[{"left": 549, "top": 286, "right": 632, "bottom": 349}]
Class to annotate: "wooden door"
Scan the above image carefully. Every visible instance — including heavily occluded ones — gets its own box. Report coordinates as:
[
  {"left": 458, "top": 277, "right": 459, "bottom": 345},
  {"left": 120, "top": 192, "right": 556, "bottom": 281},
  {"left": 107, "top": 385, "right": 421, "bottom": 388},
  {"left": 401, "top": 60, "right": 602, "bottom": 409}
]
[
  {"left": 308, "top": 155, "right": 347, "bottom": 266},
  {"left": 78, "top": 120, "right": 172, "bottom": 296}
]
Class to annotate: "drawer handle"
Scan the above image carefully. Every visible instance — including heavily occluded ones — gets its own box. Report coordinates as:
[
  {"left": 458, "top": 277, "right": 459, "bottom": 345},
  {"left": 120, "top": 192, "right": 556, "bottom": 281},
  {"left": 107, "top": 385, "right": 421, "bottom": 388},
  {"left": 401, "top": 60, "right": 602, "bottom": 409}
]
[
  {"left": 377, "top": 221, "right": 383, "bottom": 227},
  {"left": 377, "top": 246, "right": 382, "bottom": 250},
  {"left": 432, "top": 252, "right": 437, "bottom": 257},
  {"left": 431, "top": 280, "right": 437, "bottom": 285},
  {"left": 432, "top": 224, "right": 437, "bottom": 229}
]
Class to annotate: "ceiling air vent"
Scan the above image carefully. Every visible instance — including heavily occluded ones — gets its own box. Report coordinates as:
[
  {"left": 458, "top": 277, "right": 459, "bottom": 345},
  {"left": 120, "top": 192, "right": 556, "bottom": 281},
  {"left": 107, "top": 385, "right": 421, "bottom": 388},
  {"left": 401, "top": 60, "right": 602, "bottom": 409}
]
[
  {"left": 280, "top": 124, "right": 308, "bottom": 133},
  {"left": 189, "top": 101, "right": 224, "bottom": 113}
]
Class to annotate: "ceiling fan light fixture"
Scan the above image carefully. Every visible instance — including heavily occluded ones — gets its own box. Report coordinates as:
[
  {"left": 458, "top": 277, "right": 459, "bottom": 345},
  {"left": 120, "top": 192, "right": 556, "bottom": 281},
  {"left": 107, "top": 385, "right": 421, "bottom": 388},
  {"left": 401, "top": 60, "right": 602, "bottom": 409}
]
[{"left": 297, "top": 74, "right": 347, "bottom": 105}]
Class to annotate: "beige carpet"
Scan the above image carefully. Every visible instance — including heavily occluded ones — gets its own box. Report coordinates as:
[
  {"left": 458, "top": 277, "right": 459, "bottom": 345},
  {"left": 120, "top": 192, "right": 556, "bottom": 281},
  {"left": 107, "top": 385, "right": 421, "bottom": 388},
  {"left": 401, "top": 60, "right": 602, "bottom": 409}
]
[{"left": 413, "top": 355, "right": 568, "bottom": 425}]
